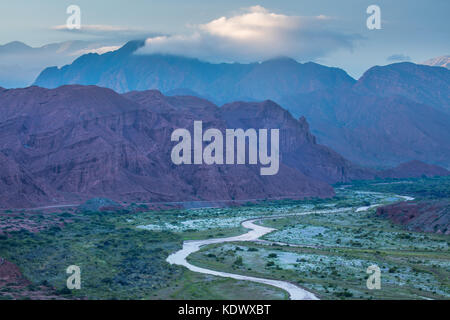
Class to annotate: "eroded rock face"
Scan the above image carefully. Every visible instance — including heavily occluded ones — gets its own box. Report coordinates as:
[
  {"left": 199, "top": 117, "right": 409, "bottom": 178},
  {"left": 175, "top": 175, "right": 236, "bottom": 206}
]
[
  {"left": 0, "top": 85, "right": 345, "bottom": 208},
  {"left": 0, "top": 153, "right": 51, "bottom": 208},
  {"left": 376, "top": 200, "right": 450, "bottom": 235}
]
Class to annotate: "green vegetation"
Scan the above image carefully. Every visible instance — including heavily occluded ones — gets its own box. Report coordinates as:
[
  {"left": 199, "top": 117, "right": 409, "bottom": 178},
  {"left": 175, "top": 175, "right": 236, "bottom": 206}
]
[
  {"left": 1, "top": 177, "right": 449, "bottom": 300},
  {"left": 189, "top": 239, "right": 449, "bottom": 300},
  {"left": 161, "top": 271, "right": 287, "bottom": 300},
  {"left": 0, "top": 211, "right": 181, "bottom": 299},
  {"left": 340, "top": 176, "right": 450, "bottom": 200},
  {"left": 0, "top": 210, "right": 286, "bottom": 300},
  {"left": 259, "top": 210, "right": 448, "bottom": 251}
]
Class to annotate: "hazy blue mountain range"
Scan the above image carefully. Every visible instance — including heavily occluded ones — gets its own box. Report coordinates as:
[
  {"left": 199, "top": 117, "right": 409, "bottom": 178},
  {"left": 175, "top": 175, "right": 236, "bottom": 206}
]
[
  {"left": 0, "top": 40, "right": 123, "bottom": 88},
  {"left": 33, "top": 41, "right": 450, "bottom": 169},
  {"left": 34, "top": 40, "right": 356, "bottom": 105}
]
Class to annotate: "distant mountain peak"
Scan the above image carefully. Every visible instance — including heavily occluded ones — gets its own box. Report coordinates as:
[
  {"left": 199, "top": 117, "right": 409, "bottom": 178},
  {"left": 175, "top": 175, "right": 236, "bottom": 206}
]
[
  {"left": 117, "top": 39, "right": 146, "bottom": 55},
  {"left": 261, "top": 56, "right": 298, "bottom": 65},
  {"left": 421, "top": 55, "right": 450, "bottom": 69},
  {"left": 1, "top": 41, "right": 31, "bottom": 48},
  {"left": 0, "top": 41, "right": 33, "bottom": 53}
]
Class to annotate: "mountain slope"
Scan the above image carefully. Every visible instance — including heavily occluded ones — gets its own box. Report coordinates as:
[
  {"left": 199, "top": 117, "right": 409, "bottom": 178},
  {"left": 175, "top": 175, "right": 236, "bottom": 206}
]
[
  {"left": 377, "top": 200, "right": 450, "bottom": 235},
  {"left": 218, "top": 100, "right": 373, "bottom": 184},
  {"left": 282, "top": 63, "right": 450, "bottom": 168},
  {"left": 281, "top": 88, "right": 450, "bottom": 168},
  {"left": 377, "top": 160, "right": 450, "bottom": 179},
  {"left": 355, "top": 62, "right": 450, "bottom": 113}
]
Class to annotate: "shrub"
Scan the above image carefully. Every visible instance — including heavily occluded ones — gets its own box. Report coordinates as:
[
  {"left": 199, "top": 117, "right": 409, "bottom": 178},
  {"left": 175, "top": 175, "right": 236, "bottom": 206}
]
[{"left": 233, "top": 256, "right": 243, "bottom": 266}]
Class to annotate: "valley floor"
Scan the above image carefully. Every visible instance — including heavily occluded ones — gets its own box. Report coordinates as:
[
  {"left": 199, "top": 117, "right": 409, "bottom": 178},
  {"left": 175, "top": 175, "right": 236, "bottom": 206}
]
[{"left": 0, "top": 178, "right": 449, "bottom": 300}]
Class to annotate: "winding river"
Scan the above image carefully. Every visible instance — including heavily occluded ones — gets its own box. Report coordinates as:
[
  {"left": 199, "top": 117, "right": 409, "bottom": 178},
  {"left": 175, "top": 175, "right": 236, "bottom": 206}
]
[{"left": 166, "top": 194, "right": 414, "bottom": 300}]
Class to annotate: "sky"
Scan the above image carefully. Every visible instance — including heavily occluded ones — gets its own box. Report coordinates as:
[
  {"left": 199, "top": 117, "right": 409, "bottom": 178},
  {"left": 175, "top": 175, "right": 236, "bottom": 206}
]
[{"left": 0, "top": 0, "right": 448, "bottom": 78}]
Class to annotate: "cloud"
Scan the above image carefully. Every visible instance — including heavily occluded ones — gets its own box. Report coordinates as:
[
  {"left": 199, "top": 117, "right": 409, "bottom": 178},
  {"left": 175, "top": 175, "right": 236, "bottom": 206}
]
[
  {"left": 387, "top": 54, "right": 411, "bottom": 62},
  {"left": 52, "top": 24, "right": 132, "bottom": 32},
  {"left": 137, "top": 6, "right": 361, "bottom": 62},
  {"left": 70, "top": 45, "right": 121, "bottom": 56},
  {"left": 51, "top": 24, "right": 160, "bottom": 41}
]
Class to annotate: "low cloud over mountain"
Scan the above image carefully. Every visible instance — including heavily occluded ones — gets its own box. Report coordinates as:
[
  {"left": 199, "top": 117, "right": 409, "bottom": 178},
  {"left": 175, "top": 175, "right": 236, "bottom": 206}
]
[
  {"left": 137, "top": 6, "right": 361, "bottom": 63},
  {"left": 387, "top": 54, "right": 411, "bottom": 62}
]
